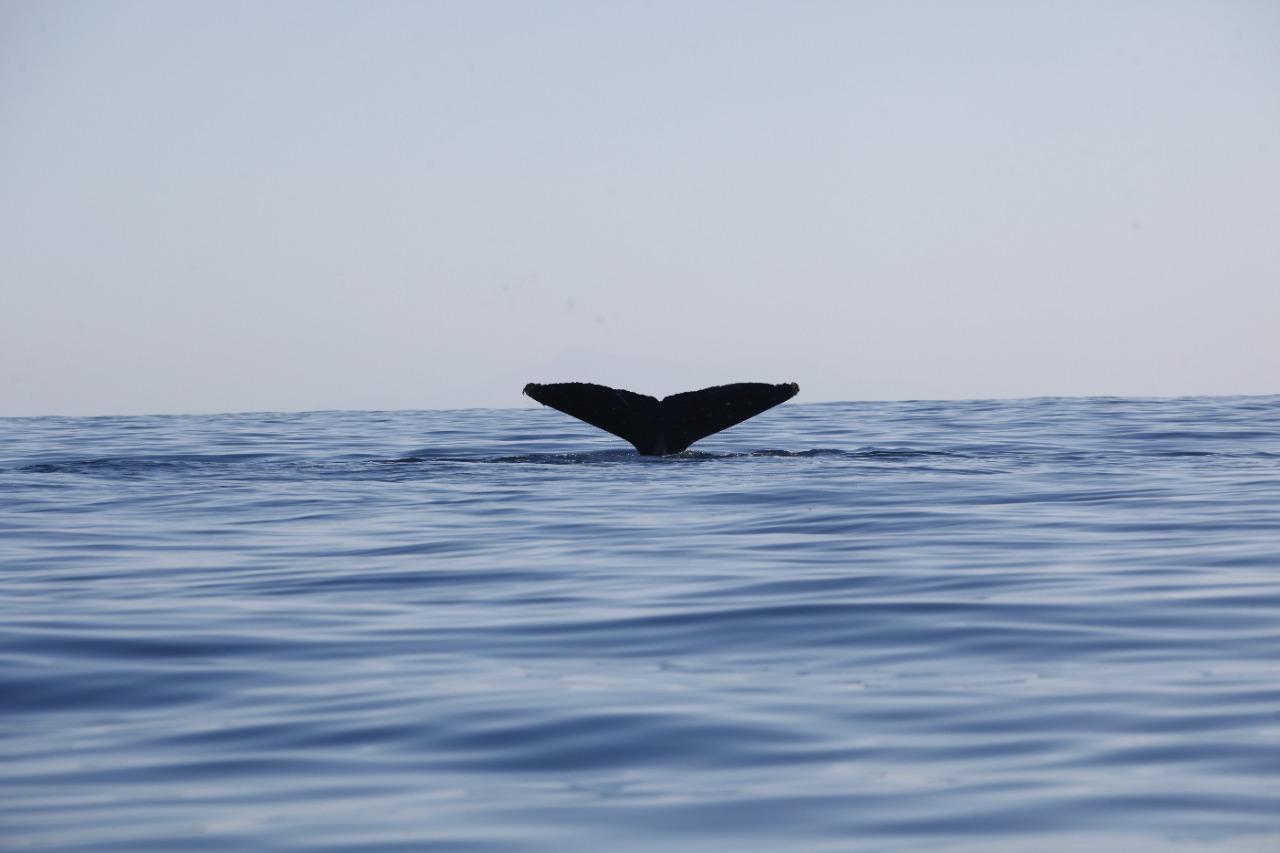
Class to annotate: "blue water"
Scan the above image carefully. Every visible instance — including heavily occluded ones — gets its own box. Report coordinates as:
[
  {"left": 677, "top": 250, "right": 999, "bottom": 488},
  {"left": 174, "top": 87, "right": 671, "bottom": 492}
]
[{"left": 2, "top": 396, "right": 1279, "bottom": 852}]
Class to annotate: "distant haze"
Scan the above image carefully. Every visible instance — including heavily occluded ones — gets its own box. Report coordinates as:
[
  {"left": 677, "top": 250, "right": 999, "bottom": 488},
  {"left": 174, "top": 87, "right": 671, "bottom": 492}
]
[{"left": 2, "top": 1, "right": 1277, "bottom": 416}]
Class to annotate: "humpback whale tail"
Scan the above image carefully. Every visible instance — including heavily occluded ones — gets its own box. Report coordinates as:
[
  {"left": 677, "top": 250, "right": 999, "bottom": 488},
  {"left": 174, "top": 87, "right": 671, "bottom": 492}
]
[{"left": 522, "top": 381, "right": 799, "bottom": 456}]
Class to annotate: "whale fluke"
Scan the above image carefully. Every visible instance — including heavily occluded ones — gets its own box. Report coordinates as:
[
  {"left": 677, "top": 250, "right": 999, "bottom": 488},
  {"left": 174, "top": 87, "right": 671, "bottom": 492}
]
[{"left": 522, "top": 381, "right": 799, "bottom": 455}]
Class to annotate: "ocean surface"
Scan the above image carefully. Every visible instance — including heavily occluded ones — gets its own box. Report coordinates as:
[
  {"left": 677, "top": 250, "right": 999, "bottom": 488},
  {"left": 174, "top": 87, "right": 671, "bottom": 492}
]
[{"left": 2, "top": 395, "right": 1278, "bottom": 852}]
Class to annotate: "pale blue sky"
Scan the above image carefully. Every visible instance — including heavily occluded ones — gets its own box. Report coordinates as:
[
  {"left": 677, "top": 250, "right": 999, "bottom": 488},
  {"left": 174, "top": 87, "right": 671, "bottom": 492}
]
[{"left": 2, "top": 1, "right": 1277, "bottom": 416}]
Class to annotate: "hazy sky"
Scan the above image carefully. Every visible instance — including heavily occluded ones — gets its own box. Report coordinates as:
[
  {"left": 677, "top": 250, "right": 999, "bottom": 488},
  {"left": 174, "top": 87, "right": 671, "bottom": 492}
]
[{"left": 2, "top": 1, "right": 1277, "bottom": 416}]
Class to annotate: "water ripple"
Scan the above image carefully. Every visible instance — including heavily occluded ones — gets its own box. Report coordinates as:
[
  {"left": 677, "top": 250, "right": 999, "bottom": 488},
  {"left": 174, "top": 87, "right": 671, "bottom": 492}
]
[{"left": 2, "top": 396, "right": 1279, "bottom": 851}]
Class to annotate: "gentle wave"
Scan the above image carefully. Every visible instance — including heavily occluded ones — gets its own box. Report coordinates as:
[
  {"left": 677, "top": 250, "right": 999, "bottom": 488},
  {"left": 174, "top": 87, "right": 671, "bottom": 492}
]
[{"left": 2, "top": 396, "right": 1279, "bottom": 851}]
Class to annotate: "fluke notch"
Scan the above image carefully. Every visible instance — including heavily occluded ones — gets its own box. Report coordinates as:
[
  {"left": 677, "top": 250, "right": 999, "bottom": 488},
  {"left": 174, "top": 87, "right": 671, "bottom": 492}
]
[{"left": 522, "top": 381, "right": 799, "bottom": 455}]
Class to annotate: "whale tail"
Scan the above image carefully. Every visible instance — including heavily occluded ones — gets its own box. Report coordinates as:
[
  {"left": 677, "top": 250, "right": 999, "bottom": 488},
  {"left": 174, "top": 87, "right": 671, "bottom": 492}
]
[{"left": 522, "top": 381, "right": 799, "bottom": 455}]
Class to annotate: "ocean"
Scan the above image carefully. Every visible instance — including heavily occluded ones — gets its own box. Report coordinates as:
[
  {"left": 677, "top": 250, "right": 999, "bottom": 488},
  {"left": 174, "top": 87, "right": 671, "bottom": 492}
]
[{"left": 2, "top": 395, "right": 1278, "bottom": 852}]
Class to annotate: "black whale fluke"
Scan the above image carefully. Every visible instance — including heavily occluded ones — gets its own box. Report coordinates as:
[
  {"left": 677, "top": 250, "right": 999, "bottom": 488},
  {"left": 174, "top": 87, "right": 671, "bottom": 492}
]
[{"left": 522, "top": 381, "right": 799, "bottom": 456}]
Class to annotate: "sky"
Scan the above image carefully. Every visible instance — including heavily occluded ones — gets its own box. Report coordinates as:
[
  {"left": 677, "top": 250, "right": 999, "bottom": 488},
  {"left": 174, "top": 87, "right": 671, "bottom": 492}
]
[{"left": 2, "top": 0, "right": 1278, "bottom": 417}]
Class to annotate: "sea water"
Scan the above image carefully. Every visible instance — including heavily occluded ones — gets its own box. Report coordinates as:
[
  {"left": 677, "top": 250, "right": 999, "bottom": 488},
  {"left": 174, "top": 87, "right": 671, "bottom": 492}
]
[{"left": 1, "top": 396, "right": 1278, "bottom": 851}]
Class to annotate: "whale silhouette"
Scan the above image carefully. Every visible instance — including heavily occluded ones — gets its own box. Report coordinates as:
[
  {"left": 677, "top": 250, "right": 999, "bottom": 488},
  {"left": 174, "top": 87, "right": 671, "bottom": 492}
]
[{"left": 523, "top": 381, "right": 799, "bottom": 456}]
